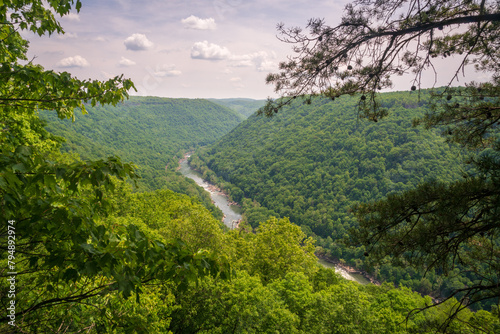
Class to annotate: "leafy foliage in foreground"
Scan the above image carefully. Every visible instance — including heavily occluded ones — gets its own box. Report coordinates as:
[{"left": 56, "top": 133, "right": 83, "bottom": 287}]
[
  {"left": 0, "top": 176, "right": 231, "bottom": 332},
  {"left": 0, "top": 1, "right": 227, "bottom": 331},
  {"left": 168, "top": 218, "right": 500, "bottom": 334}
]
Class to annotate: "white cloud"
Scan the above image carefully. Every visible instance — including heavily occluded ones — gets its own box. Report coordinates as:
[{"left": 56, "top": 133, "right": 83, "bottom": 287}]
[
  {"left": 124, "top": 33, "right": 154, "bottom": 51},
  {"left": 182, "top": 15, "right": 216, "bottom": 30},
  {"left": 191, "top": 41, "right": 231, "bottom": 60},
  {"left": 57, "top": 32, "right": 78, "bottom": 40},
  {"left": 56, "top": 55, "right": 90, "bottom": 68},
  {"left": 118, "top": 56, "right": 136, "bottom": 67},
  {"left": 153, "top": 65, "right": 182, "bottom": 77},
  {"left": 230, "top": 51, "right": 277, "bottom": 72},
  {"left": 191, "top": 41, "right": 276, "bottom": 71},
  {"left": 230, "top": 77, "right": 242, "bottom": 82},
  {"left": 229, "top": 54, "right": 253, "bottom": 67},
  {"left": 62, "top": 13, "right": 80, "bottom": 21}
]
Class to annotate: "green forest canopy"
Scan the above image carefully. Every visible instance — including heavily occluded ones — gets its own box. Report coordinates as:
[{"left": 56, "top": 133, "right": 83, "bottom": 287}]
[
  {"left": 42, "top": 96, "right": 244, "bottom": 190},
  {"left": 1, "top": 0, "right": 499, "bottom": 332},
  {"left": 189, "top": 90, "right": 492, "bottom": 304},
  {"left": 41, "top": 96, "right": 247, "bottom": 219},
  {"left": 208, "top": 98, "right": 266, "bottom": 118}
]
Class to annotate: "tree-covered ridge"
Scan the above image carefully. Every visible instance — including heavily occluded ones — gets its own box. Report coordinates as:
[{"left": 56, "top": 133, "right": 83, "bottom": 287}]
[
  {"left": 208, "top": 98, "right": 267, "bottom": 118},
  {"left": 41, "top": 96, "right": 245, "bottom": 218},
  {"left": 193, "top": 90, "right": 463, "bottom": 227},
  {"left": 190, "top": 91, "right": 471, "bottom": 295},
  {"left": 41, "top": 96, "right": 244, "bottom": 186}
]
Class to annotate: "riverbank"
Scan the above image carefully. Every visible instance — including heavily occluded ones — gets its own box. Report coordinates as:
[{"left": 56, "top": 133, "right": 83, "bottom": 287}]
[
  {"left": 180, "top": 153, "right": 240, "bottom": 204},
  {"left": 178, "top": 153, "right": 243, "bottom": 229},
  {"left": 317, "top": 254, "right": 380, "bottom": 285},
  {"left": 176, "top": 151, "right": 192, "bottom": 170}
]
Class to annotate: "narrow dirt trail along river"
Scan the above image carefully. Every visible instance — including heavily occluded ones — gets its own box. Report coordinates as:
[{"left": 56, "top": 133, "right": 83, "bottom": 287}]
[{"left": 178, "top": 156, "right": 369, "bottom": 285}]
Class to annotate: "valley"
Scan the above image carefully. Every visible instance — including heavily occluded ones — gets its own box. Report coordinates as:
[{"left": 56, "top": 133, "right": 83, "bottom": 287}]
[
  {"left": 178, "top": 153, "right": 370, "bottom": 284},
  {"left": 3, "top": 1, "right": 499, "bottom": 332},
  {"left": 23, "top": 92, "right": 499, "bottom": 332},
  {"left": 41, "top": 92, "right": 480, "bottom": 300}
]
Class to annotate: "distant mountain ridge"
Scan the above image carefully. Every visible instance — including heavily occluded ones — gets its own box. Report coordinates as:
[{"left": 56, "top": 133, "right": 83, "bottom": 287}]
[{"left": 208, "top": 98, "right": 266, "bottom": 118}]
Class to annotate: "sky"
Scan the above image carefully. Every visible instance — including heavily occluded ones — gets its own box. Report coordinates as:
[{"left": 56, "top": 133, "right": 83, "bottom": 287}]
[{"left": 24, "top": 0, "right": 487, "bottom": 100}]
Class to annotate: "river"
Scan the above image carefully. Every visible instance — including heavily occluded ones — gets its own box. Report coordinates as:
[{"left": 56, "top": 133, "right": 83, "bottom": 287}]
[
  {"left": 178, "top": 156, "right": 369, "bottom": 284},
  {"left": 178, "top": 157, "right": 243, "bottom": 229}
]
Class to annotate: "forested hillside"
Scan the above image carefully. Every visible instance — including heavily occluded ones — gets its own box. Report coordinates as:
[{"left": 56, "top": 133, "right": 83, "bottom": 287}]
[
  {"left": 41, "top": 96, "right": 245, "bottom": 218},
  {"left": 2, "top": 1, "right": 499, "bottom": 332},
  {"left": 189, "top": 91, "right": 475, "bottom": 300},
  {"left": 261, "top": 0, "right": 500, "bottom": 315},
  {"left": 42, "top": 96, "right": 243, "bottom": 188}
]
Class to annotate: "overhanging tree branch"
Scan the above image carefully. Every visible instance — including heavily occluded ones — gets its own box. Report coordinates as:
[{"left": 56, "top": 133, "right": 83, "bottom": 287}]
[{"left": 262, "top": 1, "right": 500, "bottom": 119}]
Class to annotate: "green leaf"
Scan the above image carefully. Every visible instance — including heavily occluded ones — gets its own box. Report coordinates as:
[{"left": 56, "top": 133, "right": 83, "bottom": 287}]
[
  {"left": 3, "top": 170, "right": 21, "bottom": 186},
  {"left": 63, "top": 268, "right": 79, "bottom": 282},
  {"left": 80, "top": 243, "right": 97, "bottom": 254},
  {"left": 84, "top": 261, "right": 99, "bottom": 275},
  {"left": 12, "top": 162, "right": 27, "bottom": 173},
  {"left": 44, "top": 174, "right": 56, "bottom": 189}
]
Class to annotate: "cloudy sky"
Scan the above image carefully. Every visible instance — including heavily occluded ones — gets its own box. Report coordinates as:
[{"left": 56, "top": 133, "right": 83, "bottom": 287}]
[{"left": 25, "top": 0, "right": 484, "bottom": 100}]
